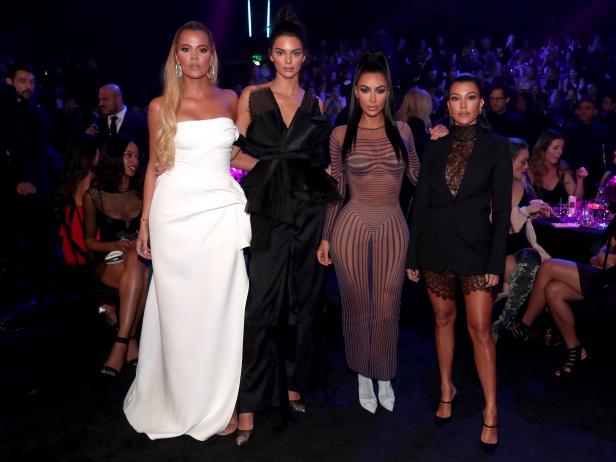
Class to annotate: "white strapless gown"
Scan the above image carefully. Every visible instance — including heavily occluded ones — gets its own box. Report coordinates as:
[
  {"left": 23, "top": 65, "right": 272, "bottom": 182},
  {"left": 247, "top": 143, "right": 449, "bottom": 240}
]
[{"left": 123, "top": 118, "right": 251, "bottom": 441}]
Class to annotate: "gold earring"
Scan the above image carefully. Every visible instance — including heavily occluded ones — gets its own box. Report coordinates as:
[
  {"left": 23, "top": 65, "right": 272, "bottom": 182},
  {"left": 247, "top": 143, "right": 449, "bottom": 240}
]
[{"left": 207, "top": 65, "right": 215, "bottom": 81}]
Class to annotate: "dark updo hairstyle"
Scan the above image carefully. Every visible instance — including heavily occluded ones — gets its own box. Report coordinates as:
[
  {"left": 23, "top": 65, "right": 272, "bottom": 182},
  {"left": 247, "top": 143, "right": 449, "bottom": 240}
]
[
  {"left": 342, "top": 51, "right": 408, "bottom": 164},
  {"left": 55, "top": 134, "right": 98, "bottom": 209},
  {"left": 93, "top": 134, "right": 142, "bottom": 195},
  {"left": 448, "top": 73, "right": 491, "bottom": 130},
  {"left": 270, "top": 6, "right": 308, "bottom": 51}
]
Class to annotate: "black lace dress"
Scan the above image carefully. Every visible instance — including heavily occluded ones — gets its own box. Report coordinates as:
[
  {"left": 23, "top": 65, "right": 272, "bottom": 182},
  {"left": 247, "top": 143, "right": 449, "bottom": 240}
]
[
  {"left": 83, "top": 188, "right": 142, "bottom": 263},
  {"left": 422, "top": 125, "right": 493, "bottom": 299}
]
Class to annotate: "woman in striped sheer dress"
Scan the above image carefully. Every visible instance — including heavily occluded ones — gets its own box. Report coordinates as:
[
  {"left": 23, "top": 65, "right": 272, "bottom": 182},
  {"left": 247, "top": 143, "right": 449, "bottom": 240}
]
[{"left": 317, "top": 52, "right": 420, "bottom": 413}]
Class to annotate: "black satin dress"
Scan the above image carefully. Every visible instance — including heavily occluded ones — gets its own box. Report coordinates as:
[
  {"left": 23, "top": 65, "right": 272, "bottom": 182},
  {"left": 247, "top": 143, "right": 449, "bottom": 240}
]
[{"left": 237, "top": 88, "right": 338, "bottom": 413}]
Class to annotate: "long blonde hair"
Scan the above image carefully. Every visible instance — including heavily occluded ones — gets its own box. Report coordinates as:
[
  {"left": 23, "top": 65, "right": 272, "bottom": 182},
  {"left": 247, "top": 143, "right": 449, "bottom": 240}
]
[
  {"left": 398, "top": 87, "right": 433, "bottom": 133},
  {"left": 156, "top": 21, "right": 219, "bottom": 170}
]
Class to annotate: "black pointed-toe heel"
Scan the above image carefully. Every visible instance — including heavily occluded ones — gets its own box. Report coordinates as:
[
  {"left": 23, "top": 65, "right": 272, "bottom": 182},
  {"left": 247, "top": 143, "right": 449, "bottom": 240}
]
[
  {"left": 480, "top": 421, "right": 499, "bottom": 453},
  {"left": 434, "top": 396, "right": 456, "bottom": 426},
  {"left": 235, "top": 428, "right": 254, "bottom": 446},
  {"left": 100, "top": 336, "right": 129, "bottom": 377},
  {"left": 288, "top": 399, "right": 307, "bottom": 414}
]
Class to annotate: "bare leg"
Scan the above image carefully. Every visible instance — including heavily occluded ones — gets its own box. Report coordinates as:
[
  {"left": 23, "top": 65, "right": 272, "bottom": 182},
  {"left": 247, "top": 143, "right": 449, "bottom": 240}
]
[
  {"left": 238, "top": 412, "right": 254, "bottom": 431},
  {"left": 545, "top": 280, "right": 584, "bottom": 349},
  {"left": 127, "top": 269, "right": 149, "bottom": 363},
  {"left": 503, "top": 254, "right": 516, "bottom": 282},
  {"left": 428, "top": 291, "right": 457, "bottom": 418},
  {"left": 544, "top": 280, "right": 589, "bottom": 376},
  {"left": 102, "top": 250, "right": 147, "bottom": 373},
  {"left": 521, "top": 259, "right": 580, "bottom": 327},
  {"left": 464, "top": 291, "right": 498, "bottom": 445}
]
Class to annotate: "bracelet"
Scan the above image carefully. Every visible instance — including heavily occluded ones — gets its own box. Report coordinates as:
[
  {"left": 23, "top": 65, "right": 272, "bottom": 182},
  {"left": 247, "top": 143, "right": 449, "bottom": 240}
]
[{"left": 140, "top": 218, "right": 149, "bottom": 224}]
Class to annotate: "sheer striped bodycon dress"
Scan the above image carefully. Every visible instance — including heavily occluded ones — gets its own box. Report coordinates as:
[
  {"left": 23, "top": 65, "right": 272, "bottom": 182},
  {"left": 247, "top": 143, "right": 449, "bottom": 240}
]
[{"left": 323, "top": 122, "right": 419, "bottom": 380}]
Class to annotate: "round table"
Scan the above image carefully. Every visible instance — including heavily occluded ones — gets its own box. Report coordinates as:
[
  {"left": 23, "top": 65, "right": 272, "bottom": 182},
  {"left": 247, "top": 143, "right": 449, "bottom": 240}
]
[{"left": 533, "top": 219, "right": 605, "bottom": 263}]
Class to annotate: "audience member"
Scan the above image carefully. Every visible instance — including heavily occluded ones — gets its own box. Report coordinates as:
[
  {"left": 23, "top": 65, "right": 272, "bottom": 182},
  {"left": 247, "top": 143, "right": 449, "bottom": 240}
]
[
  {"left": 86, "top": 84, "right": 148, "bottom": 157},
  {"left": 563, "top": 97, "right": 614, "bottom": 197}
]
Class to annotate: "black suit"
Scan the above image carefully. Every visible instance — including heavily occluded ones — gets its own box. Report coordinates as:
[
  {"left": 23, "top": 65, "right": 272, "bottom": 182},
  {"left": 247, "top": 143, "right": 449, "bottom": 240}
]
[
  {"left": 407, "top": 129, "right": 512, "bottom": 277},
  {"left": 97, "top": 109, "right": 148, "bottom": 155}
]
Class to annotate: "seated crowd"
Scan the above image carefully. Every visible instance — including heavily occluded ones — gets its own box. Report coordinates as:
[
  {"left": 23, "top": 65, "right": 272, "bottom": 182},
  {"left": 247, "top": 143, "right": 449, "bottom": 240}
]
[{"left": 1, "top": 30, "right": 616, "bottom": 379}]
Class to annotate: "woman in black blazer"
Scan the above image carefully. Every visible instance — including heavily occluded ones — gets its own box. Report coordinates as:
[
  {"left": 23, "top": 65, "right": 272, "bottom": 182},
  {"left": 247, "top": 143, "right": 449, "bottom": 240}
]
[{"left": 406, "top": 75, "right": 512, "bottom": 451}]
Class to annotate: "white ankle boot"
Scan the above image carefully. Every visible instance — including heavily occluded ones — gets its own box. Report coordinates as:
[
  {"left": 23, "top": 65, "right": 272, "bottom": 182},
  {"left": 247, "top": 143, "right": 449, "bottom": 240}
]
[
  {"left": 358, "top": 374, "right": 377, "bottom": 413},
  {"left": 377, "top": 380, "right": 395, "bottom": 411}
]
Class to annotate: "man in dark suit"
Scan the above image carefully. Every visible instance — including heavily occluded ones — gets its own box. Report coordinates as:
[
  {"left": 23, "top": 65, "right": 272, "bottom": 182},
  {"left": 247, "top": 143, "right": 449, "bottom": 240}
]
[
  {"left": 563, "top": 97, "right": 614, "bottom": 197},
  {"left": 86, "top": 83, "right": 148, "bottom": 155}
]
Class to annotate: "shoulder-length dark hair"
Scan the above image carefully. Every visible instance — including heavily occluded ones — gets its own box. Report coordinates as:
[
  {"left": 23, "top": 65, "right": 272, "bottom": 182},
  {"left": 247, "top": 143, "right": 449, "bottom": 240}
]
[
  {"left": 92, "top": 134, "right": 142, "bottom": 195},
  {"left": 55, "top": 134, "right": 98, "bottom": 208},
  {"left": 447, "top": 73, "right": 491, "bottom": 130},
  {"left": 342, "top": 51, "right": 408, "bottom": 164}
]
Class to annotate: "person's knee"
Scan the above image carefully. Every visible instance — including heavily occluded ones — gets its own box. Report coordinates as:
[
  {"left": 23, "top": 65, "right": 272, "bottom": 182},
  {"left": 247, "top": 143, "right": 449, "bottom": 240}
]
[
  {"left": 434, "top": 309, "right": 456, "bottom": 328},
  {"left": 545, "top": 280, "right": 564, "bottom": 303},
  {"left": 468, "top": 320, "right": 493, "bottom": 344}
]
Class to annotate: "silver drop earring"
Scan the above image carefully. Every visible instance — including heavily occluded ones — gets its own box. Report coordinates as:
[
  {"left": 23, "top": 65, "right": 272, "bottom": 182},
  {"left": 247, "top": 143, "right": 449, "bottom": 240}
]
[
  {"left": 175, "top": 63, "right": 183, "bottom": 78},
  {"left": 207, "top": 65, "right": 215, "bottom": 81}
]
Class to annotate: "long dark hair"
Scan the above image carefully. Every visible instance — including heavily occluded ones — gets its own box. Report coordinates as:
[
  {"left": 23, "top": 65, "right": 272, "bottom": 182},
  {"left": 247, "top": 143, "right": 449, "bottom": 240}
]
[
  {"left": 342, "top": 52, "right": 408, "bottom": 164},
  {"left": 92, "top": 134, "right": 142, "bottom": 195},
  {"left": 270, "top": 6, "right": 308, "bottom": 51},
  {"left": 529, "top": 129, "right": 566, "bottom": 190},
  {"left": 55, "top": 134, "right": 98, "bottom": 208},
  {"left": 448, "top": 73, "right": 491, "bottom": 130}
]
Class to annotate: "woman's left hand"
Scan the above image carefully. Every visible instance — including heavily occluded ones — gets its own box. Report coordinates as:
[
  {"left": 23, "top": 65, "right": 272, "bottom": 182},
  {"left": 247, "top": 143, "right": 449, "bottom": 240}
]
[
  {"left": 429, "top": 124, "right": 449, "bottom": 140},
  {"left": 576, "top": 167, "right": 588, "bottom": 179},
  {"left": 484, "top": 273, "right": 500, "bottom": 288}
]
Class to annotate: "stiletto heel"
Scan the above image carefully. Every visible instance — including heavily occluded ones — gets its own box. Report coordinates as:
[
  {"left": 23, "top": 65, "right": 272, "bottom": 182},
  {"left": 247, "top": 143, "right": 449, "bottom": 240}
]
[
  {"left": 434, "top": 397, "right": 456, "bottom": 425},
  {"left": 100, "top": 336, "right": 129, "bottom": 377},
  {"left": 480, "top": 421, "right": 499, "bottom": 453},
  {"left": 554, "top": 345, "right": 588, "bottom": 377}
]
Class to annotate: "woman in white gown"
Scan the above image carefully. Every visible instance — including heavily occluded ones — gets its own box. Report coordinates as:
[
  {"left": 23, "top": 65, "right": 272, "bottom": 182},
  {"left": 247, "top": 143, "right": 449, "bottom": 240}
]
[{"left": 123, "top": 21, "right": 254, "bottom": 441}]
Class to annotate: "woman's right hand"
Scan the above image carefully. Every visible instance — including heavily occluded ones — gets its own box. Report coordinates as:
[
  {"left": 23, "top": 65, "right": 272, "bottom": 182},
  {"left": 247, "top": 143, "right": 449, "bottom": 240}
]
[
  {"left": 406, "top": 269, "right": 420, "bottom": 282},
  {"left": 136, "top": 226, "right": 152, "bottom": 260},
  {"left": 316, "top": 240, "right": 332, "bottom": 266}
]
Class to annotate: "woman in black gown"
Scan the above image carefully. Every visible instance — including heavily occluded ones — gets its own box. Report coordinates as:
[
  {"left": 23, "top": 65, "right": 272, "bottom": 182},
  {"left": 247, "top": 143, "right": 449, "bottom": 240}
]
[{"left": 233, "top": 8, "right": 338, "bottom": 445}]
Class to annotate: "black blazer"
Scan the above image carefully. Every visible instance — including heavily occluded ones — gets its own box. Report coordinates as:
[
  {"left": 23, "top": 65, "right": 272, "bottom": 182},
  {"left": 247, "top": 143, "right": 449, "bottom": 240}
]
[
  {"left": 97, "top": 109, "right": 148, "bottom": 155},
  {"left": 407, "top": 129, "right": 512, "bottom": 276}
]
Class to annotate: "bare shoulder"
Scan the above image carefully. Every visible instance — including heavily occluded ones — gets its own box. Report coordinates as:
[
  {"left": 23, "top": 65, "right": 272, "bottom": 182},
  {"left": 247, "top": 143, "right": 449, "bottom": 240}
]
[
  {"left": 512, "top": 180, "right": 524, "bottom": 196},
  {"left": 239, "top": 84, "right": 265, "bottom": 100},
  {"left": 149, "top": 96, "right": 163, "bottom": 114},
  {"left": 219, "top": 88, "right": 239, "bottom": 104}
]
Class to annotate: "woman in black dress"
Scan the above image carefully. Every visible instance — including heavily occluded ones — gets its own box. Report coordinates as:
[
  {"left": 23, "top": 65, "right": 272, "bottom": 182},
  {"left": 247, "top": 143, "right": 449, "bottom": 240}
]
[
  {"left": 233, "top": 8, "right": 338, "bottom": 445},
  {"left": 406, "top": 75, "right": 512, "bottom": 450},
  {"left": 527, "top": 129, "right": 587, "bottom": 204},
  {"left": 508, "top": 218, "right": 616, "bottom": 376},
  {"left": 83, "top": 134, "right": 148, "bottom": 376}
]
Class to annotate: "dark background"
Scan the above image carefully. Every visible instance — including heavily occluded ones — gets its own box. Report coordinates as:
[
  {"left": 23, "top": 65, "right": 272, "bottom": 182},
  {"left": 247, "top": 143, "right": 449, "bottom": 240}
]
[{"left": 2, "top": 0, "right": 615, "bottom": 106}]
